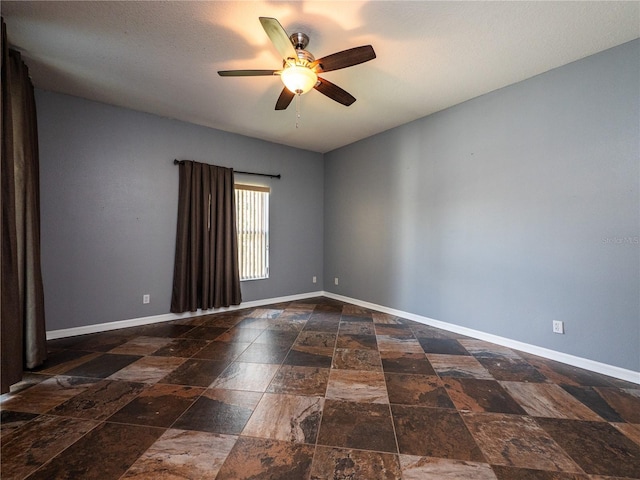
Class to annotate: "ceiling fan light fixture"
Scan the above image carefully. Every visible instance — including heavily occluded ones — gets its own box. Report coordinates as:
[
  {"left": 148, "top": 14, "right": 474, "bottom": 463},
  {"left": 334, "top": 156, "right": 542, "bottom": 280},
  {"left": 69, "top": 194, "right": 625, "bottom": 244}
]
[{"left": 281, "top": 65, "right": 317, "bottom": 95}]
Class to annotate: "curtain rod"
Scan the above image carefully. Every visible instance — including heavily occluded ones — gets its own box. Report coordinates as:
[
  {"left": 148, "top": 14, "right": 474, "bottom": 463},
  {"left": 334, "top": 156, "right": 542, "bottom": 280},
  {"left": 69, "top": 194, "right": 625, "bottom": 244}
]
[{"left": 173, "top": 159, "right": 281, "bottom": 179}]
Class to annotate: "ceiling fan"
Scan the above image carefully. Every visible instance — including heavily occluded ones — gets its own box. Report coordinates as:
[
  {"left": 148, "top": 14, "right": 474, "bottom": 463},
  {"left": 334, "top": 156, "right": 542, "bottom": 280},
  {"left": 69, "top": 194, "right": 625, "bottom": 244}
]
[{"left": 218, "top": 17, "right": 376, "bottom": 110}]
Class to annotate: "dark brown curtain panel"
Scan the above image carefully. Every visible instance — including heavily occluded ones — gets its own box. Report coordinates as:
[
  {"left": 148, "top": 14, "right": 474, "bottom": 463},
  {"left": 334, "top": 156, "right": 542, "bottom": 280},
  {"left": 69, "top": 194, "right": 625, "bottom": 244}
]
[
  {"left": 1, "top": 18, "right": 47, "bottom": 393},
  {"left": 171, "top": 160, "right": 242, "bottom": 312}
]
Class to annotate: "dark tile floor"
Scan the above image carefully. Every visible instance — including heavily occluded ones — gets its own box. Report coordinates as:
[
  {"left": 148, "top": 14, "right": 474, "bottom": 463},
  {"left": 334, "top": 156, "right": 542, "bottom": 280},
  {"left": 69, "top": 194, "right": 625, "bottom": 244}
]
[{"left": 1, "top": 297, "right": 639, "bottom": 479}]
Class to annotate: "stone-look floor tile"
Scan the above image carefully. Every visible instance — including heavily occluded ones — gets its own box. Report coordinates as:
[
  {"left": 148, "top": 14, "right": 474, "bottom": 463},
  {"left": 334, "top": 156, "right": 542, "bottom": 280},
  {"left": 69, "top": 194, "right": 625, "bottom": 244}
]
[
  {"left": 342, "top": 305, "right": 373, "bottom": 317},
  {"left": 372, "top": 312, "right": 402, "bottom": 324},
  {"left": 254, "top": 328, "right": 300, "bottom": 345},
  {"left": 247, "top": 308, "right": 283, "bottom": 319},
  {"left": 242, "top": 393, "right": 324, "bottom": 444},
  {"left": 326, "top": 369, "right": 388, "bottom": 403},
  {"left": 336, "top": 333, "right": 378, "bottom": 351},
  {"left": 604, "top": 376, "right": 640, "bottom": 389},
  {"left": 410, "top": 324, "right": 462, "bottom": 339},
  {"left": 332, "top": 348, "right": 382, "bottom": 371},
  {"left": 284, "top": 346, "right": 333, "bottom": 368},
  {"left": 427, "top": 354, "right": 494, "bottom": 379},
  {"left": 150, "top": 338, "right": 209, "bottom": 358},
  {"left": 234, "top": 317, "right": 272, "bottom": 330},
  {"left": 34, "top": 349, "right": 102, "bottom": 375},
  {"left": 417, "top": 338, "right": 470, "bottom": 356},
  {"left": 305, "top": 316, "right": 341, "bottom": 333},
  {"left": 462, "top": 412, "right": 581, "bottom": 472},
  {"left": 0, "top": 375, "right": 99, "bottom": 413},
  {"left": 317, "top": 399, "right": 397, "bottom": 453},
  {"left": 210, "top": 361, "right": 279, "bottom": 391},
  {"left": 560, "top": 385, "right": 627, "bottom": 422},
  {"left": 612, "top": 422, "right": 640, "bottom": 446},
  {"left": 108, "top": 356, "right": 186, "bottom": 383},
  {"left": 173, "top": 388, "right": 262, "bottom": 435},
  {"left": 381, "top": 351, "right": 436, "bottom": 375},
  {"left": 200, "top": 314, "right": 244, "bottom": 329},
  {"left": 0, "top": 414, "right": 98, "bottom": 479},
  {"left": 310, "top": 446, "right": 402, "bottom": 480},
  {"left": 267, "top": 365, "right": 329, "bottom": 396},
  {"left": 159, "top": 358, "right": 229, "bottom": 387},
  {"left": 295, "top": 330, "right": 337, "bottom": 349},
  {"left": 48, "top": 379, "right": 147, "bottom": 420},
  {"left": 593, "top": 387, "right": 640, "bottom": 423},
  {"left": 374, "top": 324, "right": 413, "bottom": 336},
  {"left": 108, "top": 336, "right": 173, "bottom": 355},
  {"left": 121, "top": 429, "right": 237, "bottom": 480},
  {"left": 392, "top": 405, "right": 484, "bottom": 461},
  {"left": 7, "top": 298, "right": 637, "bottom": 480},
  {"left": 268, "top": 316, "right": 307, "bottom": 331},
  {"left": 179, "top": 325, "right": 229, "bottom": 340},
  {"left": 65, "top": 332, "right": 132, "bottom": 352},
  {"left": 216, "top": 436, "right": 314, "bottom": 480},
  {"left": 442, "top": 378, "right": 527, "bottom": 414},
  {"left": 339, "top": 321, "right": 376, "bottom": 335},
  {"left": 385, "top": 373, "right": 455, "bottom": 408},
  {"left": 519, "top": 354, "right": 615, "bottom": 387},
  {"left": 108, "top": 384, "right": 203, "bottom": 427},
  {"left": 377, "top": 335, "right": 425, "bottom": 353},
  {"left": 192, "top": 340, "right": 250, "bottom": 362},
  {"left": 25, "top": 422, "right": 164, "bottom": 480},
  {"left": 457, "top": 339, "right": 522, "bottom": 359},
  {"left": 399, "top": 455, "right": 497, "bottom": 480},
  {"left": 233, "top": 342, "right": 290, "bottom": 364},
  {"left": 537, "top": 418, "right": 640, "bottom": 478},
  {"left": 0, "top": 410, "right": 39, "bottom": 440},
  {"left": 491, "top": 466, "right": 591, "bottom": 479},
  {"left": 134, "top": 323, "right": 195, "bottom": 339},
  {"left": 216, "top": 327, "right": 264, "bottom": 343},
  {"left": 493, "top": 465, "right": 592, "bottom": 480},
  {"left": 477, "top": 357, "right": 548, "bottom": 382},
  {"left": 62, "top": 353, "right": 142, "bottom": 378},
  {"left": 500, "top": 382, "right": 603, "bottom": 420}
]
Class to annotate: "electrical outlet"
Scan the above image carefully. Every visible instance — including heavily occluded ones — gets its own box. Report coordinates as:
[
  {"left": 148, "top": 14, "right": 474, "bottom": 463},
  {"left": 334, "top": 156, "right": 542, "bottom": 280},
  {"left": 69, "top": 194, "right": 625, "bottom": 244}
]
[
  {"left": 312, "top": 276, "right": 317, "bottom": 284},
  {"left": 552, "top": 320, "right": 564, "bottom": 334},
  {"left": 143, "top": 294, "right": 150, "bottom": 304},
  {"left": 334, "top": 277, "right": 339, "bottom": 286}
]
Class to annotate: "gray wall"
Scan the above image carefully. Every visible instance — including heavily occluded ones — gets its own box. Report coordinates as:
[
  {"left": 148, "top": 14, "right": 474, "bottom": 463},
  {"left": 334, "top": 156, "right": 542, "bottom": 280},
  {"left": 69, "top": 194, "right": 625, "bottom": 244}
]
[
  {"left": 324, "top": 40, "right": 639, "bottom": 371},
  {"left": 37, "top": 91, "right": 324, "bottom": 330}
]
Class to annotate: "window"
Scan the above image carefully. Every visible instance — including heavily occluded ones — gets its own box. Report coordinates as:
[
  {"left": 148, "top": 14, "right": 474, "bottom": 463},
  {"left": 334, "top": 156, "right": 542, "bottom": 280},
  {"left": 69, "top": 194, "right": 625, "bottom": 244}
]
[{"left": 235, "top": 184, "right": 269, "bottom": 280}]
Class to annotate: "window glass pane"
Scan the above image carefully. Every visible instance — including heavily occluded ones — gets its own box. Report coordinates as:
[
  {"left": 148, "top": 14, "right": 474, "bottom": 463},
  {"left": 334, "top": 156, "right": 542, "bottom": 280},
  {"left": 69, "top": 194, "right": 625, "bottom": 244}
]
[{"left": 235, "top": 185, "right": 269, "bottom": 281}]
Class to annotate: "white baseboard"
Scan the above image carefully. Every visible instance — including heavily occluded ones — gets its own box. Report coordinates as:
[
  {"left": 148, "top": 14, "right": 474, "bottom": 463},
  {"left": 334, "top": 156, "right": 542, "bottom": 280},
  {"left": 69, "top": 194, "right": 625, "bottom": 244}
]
[
  {"left": 46, "top": 291, "right": 324, "bottom": 340},
  {"left": 47, "top": 290, "right": 639, "bottom": 385},
  {"left": 324, "top": 292, "right": 640, "bottom": 385}
]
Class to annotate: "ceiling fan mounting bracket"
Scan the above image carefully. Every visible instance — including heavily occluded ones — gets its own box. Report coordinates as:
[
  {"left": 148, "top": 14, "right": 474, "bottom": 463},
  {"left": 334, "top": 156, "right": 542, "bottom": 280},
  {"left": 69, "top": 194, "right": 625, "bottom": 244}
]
[{"left": 289, "top": 32, "right": 310, "bottom": 50}]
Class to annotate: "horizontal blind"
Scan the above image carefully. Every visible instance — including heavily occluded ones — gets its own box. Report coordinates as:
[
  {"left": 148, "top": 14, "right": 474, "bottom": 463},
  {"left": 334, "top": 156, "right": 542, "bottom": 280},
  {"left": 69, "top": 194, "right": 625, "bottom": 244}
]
[{"left": 235, "top": 184, "right": 269, "bottom": 281}]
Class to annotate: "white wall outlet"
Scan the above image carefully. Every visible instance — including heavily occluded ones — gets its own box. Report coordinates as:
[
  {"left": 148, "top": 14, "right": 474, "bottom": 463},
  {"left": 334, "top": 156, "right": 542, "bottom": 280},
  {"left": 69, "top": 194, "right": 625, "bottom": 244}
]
[
  {"left": 312, "top": 276, "right": 317, "bottom": 284},
  {"left": 143, "top": 294, "right": 150, "bottom": 304},
  {"left": 334, "top": 277, "right": 339, "bottom": 285},
  {"left": 552, "top": 320, "right": 564, "bottom": 334}
]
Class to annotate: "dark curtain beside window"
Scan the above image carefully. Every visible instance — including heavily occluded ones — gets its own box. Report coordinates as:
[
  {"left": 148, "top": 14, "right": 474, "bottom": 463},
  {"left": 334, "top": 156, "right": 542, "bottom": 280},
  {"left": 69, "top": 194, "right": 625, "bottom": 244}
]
[
  {"left": 170, "top": 160, "right": 242, "bottom": 312},
  {"left": 1, "top": 18, "right": 47, "bottom": 394}
]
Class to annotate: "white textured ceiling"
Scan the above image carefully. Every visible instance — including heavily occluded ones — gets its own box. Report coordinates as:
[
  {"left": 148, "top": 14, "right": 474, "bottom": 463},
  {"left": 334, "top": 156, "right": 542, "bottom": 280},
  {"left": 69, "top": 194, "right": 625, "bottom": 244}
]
[{"left": 3, "top": 1, "right": 639, "bottom": 153}]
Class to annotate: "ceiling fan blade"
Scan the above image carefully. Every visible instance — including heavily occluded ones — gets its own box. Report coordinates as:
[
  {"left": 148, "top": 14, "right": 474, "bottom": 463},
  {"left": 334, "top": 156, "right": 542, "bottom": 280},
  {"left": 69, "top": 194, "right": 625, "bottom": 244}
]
[
  {"left": 314, "top": 77, "right": 356, "bottom": 106},
  {"left": 218, "top": 70, "right": 278, "bottom": 77},
  {"left": 312, "top": 45, "right": 376, "bottom": 73},
  {"left": 259, "top": 17, "right": 297, "bottom": 61},
  {"left": 275, "top": 87, "right": 295, "bottom": 110}
]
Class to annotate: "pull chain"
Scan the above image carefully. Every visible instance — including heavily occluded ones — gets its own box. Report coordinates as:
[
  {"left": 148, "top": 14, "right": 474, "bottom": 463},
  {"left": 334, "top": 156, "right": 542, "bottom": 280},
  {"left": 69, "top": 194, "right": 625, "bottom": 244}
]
[{"left": 295, "top": 93, "right": 301, "bottom": 129}]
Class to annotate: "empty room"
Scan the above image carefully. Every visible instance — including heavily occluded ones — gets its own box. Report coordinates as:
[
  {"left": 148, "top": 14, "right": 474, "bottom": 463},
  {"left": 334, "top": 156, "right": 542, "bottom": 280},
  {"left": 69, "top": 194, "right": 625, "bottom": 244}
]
[{"left": 1, "top": 1, "right": 639, "bottom": 479}]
